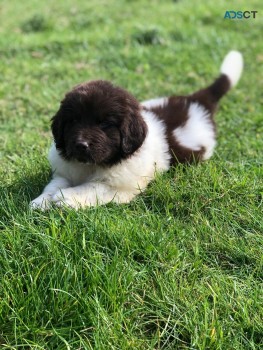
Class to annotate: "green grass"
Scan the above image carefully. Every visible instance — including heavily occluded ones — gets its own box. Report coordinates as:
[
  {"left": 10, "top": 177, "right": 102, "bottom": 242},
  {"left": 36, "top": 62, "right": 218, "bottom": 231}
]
[{"left": 0, "top": 0, "right": 262, "bottom": 349}]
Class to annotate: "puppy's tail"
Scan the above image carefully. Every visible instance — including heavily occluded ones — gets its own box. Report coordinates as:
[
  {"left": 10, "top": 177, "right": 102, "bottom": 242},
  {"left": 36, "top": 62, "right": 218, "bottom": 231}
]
[
  {"left": 220, "top": 51, "right": 243, "bottom": 87},
  {"left": 207, "top": 50, "right": 243, "bottom": 101}
]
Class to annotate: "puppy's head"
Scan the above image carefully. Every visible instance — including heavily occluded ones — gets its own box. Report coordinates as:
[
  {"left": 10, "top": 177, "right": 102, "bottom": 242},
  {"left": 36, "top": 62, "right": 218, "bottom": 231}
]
[{"left": 51, "top": 80, "right": 147, "bottom": 166}]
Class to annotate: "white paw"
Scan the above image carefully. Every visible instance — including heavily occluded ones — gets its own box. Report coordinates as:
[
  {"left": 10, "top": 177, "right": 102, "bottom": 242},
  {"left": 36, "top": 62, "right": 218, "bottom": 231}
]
[
  {"left": 30, "top": 194, "right": 52, "bottom": 210},
  {"left": 52, "top": 190, "right": 82, "bottom": 209}
]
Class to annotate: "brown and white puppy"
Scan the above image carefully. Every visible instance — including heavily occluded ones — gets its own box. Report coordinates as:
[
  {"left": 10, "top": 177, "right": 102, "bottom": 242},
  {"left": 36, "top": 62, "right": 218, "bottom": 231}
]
[{"left": 31, "top": 51, "right": 243, "bottom": 209}]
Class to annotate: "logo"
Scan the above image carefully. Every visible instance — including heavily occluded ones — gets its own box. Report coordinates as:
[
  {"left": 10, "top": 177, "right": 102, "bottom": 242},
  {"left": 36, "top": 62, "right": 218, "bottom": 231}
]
[{"left": 224, "top": 11, "right": 258, "bottom": 19}]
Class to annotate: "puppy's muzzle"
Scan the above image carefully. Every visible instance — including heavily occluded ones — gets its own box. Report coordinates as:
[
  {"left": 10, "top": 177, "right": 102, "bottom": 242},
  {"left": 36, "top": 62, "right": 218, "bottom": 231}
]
[
  {"left": 74, "top": 140, "right": 93, "bottom": 162},
  {"left": 76, "top": 140, "right": 89, "bottom": 153}
]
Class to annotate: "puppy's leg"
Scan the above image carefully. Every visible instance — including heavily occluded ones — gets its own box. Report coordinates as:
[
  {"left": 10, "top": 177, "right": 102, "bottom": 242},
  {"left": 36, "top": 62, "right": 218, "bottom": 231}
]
[
  {"left": 52, "top": 182, "right": 136, "bottom": 209},
  {"left": 30, "top": 176, "right": 71, "bottom": 210}
]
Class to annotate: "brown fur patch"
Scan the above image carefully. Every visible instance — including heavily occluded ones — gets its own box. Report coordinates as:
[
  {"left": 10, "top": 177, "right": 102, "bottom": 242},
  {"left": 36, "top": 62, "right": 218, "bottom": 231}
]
[
  {"left": 146, "top": 74, "right": 231, "bottom": 164},
  {"left": 51, "top": 80, "right": 147, "bottom": 166}
]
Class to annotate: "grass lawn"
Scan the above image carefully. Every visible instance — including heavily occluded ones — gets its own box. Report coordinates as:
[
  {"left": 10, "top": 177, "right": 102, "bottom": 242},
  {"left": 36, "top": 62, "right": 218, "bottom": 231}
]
[{"left": 0, "top": 0, "right": 262, "bottom": 349}]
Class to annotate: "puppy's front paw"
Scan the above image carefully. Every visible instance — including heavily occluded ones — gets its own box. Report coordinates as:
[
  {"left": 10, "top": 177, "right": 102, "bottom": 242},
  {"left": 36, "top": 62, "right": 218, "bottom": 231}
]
[
  {"left": 30, "top": 194, "right": 52, "bottom": 211},
  {"left": 52, "top": 190, "right": 82, "bottom": 209}
]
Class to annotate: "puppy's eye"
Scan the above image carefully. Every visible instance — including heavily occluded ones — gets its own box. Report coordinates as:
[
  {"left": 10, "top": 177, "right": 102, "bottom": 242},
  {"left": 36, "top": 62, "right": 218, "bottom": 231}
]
[{"left": 99, "top": 121, "right": 116, "bottom": 130}]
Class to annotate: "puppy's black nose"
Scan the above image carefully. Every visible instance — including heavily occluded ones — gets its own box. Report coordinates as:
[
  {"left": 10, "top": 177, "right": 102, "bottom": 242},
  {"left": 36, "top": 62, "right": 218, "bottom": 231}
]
[{"left": 76, "top": 141, "right": 89, "bottom": 153}]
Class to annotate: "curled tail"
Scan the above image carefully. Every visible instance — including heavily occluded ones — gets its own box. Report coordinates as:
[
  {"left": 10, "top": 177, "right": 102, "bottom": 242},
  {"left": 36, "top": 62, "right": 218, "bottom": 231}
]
[
  {"left": 208, "top": 50, "right": 244, "bottom": 101},
  {"left": 191, "top": 51, "right": 243, "bottom": 109}
]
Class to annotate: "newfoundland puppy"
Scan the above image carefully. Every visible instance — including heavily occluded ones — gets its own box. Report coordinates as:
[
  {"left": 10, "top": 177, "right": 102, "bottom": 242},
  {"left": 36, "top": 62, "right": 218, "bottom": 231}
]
[{"left": 31, "top": 51, "right": 243, "bottom": 209}]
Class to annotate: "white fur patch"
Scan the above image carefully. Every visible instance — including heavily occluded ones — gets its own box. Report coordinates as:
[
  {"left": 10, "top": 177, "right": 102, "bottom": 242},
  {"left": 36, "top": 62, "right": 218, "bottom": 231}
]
[
  {"left": 141, "top": 97, "right": 168, "bottom": 109},
  {"left": 173, "top": 103, "right": 216, "bottom": 160},
  {"left": 220, "top": 51, "right": 243, "bottom": 87}
]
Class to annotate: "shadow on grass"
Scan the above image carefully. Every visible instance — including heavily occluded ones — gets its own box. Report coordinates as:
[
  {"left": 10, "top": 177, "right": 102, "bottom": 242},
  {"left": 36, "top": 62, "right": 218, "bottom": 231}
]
[
  {"left": 0, "top": 170, "right": 50, "bottom": 222},
  {"left": 20, "top": 14, "right": 53, "bottom": 33}
]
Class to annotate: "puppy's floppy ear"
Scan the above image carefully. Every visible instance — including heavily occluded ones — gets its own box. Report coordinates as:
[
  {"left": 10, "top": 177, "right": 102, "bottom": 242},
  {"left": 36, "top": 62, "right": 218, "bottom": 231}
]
[
  {"left": 51, "top": 108, "right": 64, "bottom": 149},
  {"left": 120, "top": 110, "right": 147, "bottom": 156}
]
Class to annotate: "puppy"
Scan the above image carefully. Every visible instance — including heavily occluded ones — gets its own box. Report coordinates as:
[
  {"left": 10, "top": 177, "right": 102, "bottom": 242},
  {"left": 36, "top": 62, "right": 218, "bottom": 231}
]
[{"left": 31, "top": 51, "right": 243, "bottom": 209}]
